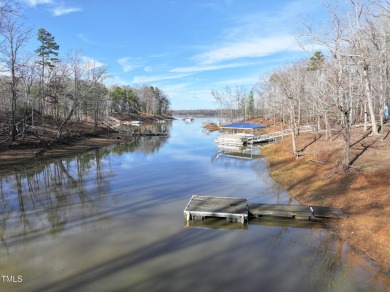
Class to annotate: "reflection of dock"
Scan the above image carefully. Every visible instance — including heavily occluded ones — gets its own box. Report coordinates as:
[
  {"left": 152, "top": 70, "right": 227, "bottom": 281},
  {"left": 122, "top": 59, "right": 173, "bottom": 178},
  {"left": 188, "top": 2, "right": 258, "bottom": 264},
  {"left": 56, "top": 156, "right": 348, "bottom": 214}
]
[
  {"left": 184, "top": 196, "right": 347, "bottom": 224},
  {"left": 184, "top": 216, "right": 326, "bottom": 231},
  {"left": 214, "top": 145, "right": 262, "bottom": 160},
  {"left": 185, "top": 218, "right": 248, "bottom": 230},
  {"left": 250, "top": 216, "right": 326, "bottom": 229}
]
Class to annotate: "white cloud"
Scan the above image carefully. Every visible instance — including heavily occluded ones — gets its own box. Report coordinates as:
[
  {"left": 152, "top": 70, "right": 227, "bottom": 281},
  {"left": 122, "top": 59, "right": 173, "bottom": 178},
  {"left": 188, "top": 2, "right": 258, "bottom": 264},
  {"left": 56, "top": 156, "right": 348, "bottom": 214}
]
[
  {"left": 169, "top": 87, "right": 216, "bottom": 110},
  {"left": 185, "top": 1, "right": 317, "bottom": 66},
  {"left": 82, "top": 56, "right": 105, "bottom": 69},
  {"left": 132, "top": 73, "right": 191, "bottom": 84},
  {"left": 144, "top": 66, "right": 152, "bottom": 72},
  {"left": 170, "top": 61, "right": 257, "bottom": 73},
  {"left": 25, "top": 0, "right": 52, "bottom": 6},
  {"left": 161, "top": 83, "right": 191, "bottom": 92},
  {"left": 117, "top": 57, "right": 142, "bottom": 72},
  {"left": 212, "top": 76, "right": 259, "bottom": 87},
  {"left": 77, "top": 33, "right": 89, "bottom": 43},
  {"left": 161, "top": 83, "right": 215, "bottom": 107},
  {"left": 52, "top": 6, "right": 82, "bottom": 16},
  {"left": 194, "top": 35, "right": 301, "bottom": 65},
  {"left": 77, "top": 33, "right": 123, "bottom": 49},
  {"left": 105, "top": 75, "right": 132, "bottom": 86}
]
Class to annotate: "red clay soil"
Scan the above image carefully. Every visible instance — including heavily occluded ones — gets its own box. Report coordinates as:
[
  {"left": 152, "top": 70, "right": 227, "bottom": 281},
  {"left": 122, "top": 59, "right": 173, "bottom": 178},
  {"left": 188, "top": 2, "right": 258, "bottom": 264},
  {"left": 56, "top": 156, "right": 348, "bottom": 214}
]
[
  {"left": 0, "top": 116, "right": 122, "bottom": 167},
  {"left": 257, "top": 121, "right": 390, "bottom": 273}
]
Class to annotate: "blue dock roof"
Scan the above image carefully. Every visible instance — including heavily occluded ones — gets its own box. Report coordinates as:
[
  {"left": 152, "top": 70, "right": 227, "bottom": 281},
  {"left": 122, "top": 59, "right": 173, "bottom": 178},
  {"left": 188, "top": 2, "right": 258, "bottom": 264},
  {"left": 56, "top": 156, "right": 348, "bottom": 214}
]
[{"left": 220, "top": 122, "right": 266, "bottom": 129}]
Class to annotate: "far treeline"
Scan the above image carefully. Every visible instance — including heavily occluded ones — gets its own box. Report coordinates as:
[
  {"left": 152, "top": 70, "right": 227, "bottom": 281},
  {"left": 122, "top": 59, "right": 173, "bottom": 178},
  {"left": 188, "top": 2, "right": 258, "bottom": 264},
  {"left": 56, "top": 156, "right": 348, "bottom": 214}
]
[
  {"left": 172, "top": 109, "right": 219, "bottom": 116},
  {"left": 212, "top": 0, "right": 390, "bottom": 170},
  {"left": 0, "top": 1, "right": 171, "bottom": 142}
]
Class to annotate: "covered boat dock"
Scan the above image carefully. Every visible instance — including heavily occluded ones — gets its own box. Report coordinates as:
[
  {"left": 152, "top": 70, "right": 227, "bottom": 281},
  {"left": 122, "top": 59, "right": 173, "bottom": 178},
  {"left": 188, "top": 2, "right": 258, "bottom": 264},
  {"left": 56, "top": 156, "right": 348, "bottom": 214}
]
[{"left": 215, "top": 122, "right": 266, "bottom": 146}]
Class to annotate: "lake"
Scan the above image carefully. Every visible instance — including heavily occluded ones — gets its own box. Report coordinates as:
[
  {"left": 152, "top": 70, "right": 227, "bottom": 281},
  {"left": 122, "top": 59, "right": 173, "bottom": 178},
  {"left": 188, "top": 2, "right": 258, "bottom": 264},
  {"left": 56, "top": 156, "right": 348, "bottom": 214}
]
[{"left": 0, "top": 117, "right": 388, "bottom": 292}]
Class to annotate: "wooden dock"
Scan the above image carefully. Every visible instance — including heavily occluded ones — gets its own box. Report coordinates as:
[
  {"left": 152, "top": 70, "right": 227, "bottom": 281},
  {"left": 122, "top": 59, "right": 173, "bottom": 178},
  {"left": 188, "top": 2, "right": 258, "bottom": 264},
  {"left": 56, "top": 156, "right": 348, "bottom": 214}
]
[
  {"left": 184, "top": 195, "right": 248, "bottom": 223},
  {"left": 250, "top": 125, "right": 317, "bottom": 143},
  {"left": 184, "top": 196, "right": 347, "bottom": 224},
  {"left": 248, "top": 204, "right": 347, "bottom": 220},
  {"left": 133, "top": 132, "right": 168, "bottom": 137}
]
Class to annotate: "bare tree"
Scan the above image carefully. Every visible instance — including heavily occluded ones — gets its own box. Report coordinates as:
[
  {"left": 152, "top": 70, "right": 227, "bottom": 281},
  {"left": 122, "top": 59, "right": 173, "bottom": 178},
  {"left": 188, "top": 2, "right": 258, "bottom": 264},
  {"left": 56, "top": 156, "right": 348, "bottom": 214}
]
[
  {"left": 0, "top": 15, "right": 31, "bottom": 140},
  {"left": 85, "top": 61, "right": 108, "bottom": 129},
  {"left": 18, "top": 53, "right": 39, "bottom": 130},
  {"left": 298, "top": 0, "right": 356, "bottom": 169},
  {"left": 270, "top": 65, "right": 307, "bottom": 158},
  {"left": 211, "top": 89, "right": 224, "bottom": 123},
  {"left": 56, "top": 51, "right": 84, "bottom": 140}
]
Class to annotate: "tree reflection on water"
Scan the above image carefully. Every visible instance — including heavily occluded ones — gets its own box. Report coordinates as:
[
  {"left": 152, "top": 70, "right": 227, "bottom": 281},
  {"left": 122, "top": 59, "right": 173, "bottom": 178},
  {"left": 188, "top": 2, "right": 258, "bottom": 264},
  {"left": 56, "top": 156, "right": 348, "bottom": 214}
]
[{"left": 0, "top": 130, "right": 169, "bottom": 250}]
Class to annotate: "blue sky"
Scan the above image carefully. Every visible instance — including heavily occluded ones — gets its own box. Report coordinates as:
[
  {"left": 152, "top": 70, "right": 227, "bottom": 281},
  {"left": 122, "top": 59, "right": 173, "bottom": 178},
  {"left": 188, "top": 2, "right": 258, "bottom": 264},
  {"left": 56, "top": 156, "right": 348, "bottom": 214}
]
[{"left": 21, "top": 0, "right": 323, "bottom": 110}]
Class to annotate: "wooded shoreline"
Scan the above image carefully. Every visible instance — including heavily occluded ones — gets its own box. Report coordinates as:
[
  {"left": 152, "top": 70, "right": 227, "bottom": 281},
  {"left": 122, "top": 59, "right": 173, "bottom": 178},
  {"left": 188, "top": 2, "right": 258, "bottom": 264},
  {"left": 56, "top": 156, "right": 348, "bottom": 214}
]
[{"left": 0, "top": 113, "right": 173, "bottom": 169}]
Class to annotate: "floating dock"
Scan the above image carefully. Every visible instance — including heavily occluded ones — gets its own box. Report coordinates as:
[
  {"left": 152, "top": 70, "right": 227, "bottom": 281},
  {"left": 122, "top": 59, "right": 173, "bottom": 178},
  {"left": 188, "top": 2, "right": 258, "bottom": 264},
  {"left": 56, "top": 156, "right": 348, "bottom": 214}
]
[
  {"left": 248, "top": 204, "right": 347, "bottom": 220},
  {"left": 184, "top": 195, "right": 248, "bottom": 223},
  {"left": 184, "top": 196, "right": 347, "bottom": 224},
  {"left": 133, "top": 132, "right": 168, "bottom": 136}
]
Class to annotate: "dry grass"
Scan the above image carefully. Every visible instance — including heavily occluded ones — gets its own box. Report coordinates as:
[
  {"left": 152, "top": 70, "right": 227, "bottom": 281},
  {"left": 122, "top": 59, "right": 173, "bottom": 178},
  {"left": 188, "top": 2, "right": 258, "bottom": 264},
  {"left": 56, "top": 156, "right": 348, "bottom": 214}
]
[{"left": 261, "top": 124, "right": 390, "bottom": 272}]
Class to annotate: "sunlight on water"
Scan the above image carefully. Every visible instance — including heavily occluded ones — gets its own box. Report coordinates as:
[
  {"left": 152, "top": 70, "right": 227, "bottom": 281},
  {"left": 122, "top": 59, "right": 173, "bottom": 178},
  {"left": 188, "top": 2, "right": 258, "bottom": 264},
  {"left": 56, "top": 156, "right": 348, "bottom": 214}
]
[{"left": 0, "top": 118, "right": 388, "bottom": 291}]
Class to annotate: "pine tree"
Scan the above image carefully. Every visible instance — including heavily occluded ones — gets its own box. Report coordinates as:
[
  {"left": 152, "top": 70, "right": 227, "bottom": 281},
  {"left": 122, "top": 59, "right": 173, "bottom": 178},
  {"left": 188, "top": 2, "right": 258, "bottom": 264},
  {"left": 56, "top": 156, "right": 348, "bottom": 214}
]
[
  {"left": 35, "top": 28, "right": 59, "bottom": 113},
  {"left": 247, "top": 90, "right": 255, "bottom": 118},
  {"left": 35, "top": 28, "right": 59, "bottom": 68},
  {"left": 306, "top": 51, "right": 324, "bottom": 71}
]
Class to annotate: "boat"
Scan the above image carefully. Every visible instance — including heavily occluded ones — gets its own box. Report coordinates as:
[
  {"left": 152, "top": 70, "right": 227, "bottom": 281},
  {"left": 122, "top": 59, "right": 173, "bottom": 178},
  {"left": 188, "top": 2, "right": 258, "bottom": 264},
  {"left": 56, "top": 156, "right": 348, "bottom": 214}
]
[
  {"left": 183, "top": 117, "right": 194, "bottom": 122},
  {"left": 130, "top": 120, "right": 143, "bottom": 126},
  {"left": 214, "top": 133, "right": 254, "bottom": 146}
]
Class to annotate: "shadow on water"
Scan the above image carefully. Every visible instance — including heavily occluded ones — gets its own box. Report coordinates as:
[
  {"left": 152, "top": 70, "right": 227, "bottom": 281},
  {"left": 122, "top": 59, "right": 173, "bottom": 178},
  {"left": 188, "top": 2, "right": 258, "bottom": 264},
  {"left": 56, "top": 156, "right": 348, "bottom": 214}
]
[
  {"left": 33, "top": 229, "right": 221, "bottom": 292},
  {"left": 35, "top": 214, "right": 386, "bottom": 292},
  {"left": 0, "top": 119, "right": 389, "bottom": 291}
]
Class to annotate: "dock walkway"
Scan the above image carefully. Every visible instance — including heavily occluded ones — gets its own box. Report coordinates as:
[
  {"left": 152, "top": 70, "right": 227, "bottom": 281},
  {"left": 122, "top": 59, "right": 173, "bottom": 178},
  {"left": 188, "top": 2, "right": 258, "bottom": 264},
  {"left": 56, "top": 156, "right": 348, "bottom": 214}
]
[
  {"left": 248, "top": 203, "right": 347, "bottom": 220},
  {"left": 184, "top": 196, "right": 346, "bottom": 223},
  {"left": 250, "top": 125, "right": 317, "bottom": 143}
]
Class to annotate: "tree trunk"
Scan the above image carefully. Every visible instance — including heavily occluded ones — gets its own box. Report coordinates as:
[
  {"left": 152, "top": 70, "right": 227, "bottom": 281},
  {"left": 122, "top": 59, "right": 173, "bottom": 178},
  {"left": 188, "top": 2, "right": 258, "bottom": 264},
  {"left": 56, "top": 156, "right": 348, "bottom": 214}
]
[
  {"left": 343, "top": 111, "right": 351, "bottom": 170},
  {"left": 57, "top": 100, "right": 78, "bottom": 140},
  {"left": 289, "top": 99, "right": 297, "bottom": 158},
  {"left": 362, "top": 65, "right": 378, "bottom": 135},
  {"left": 364, "top": 99, "right": 367, "bottom": 131},
  {"left": 324, "top": 112, "right": 330, "bottom": 139},
  {"left": 11, "top": 91, "right": 17, "bottom": 141}
]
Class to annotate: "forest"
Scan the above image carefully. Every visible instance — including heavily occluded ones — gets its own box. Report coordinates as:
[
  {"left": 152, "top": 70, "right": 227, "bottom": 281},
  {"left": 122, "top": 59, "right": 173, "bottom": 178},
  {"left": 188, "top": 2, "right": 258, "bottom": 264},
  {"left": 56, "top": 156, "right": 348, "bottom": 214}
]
[
  {"left": 212, "top": 0, "right": 390, "bottom": 169},
  {"left": 0, "top": 0, "right": 171, "bottom": 142}
]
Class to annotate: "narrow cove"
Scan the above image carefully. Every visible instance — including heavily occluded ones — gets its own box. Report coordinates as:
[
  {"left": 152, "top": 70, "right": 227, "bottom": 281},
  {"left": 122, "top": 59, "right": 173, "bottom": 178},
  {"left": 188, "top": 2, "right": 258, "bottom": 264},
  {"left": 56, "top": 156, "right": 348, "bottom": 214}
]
[{"left": 0, "top": 118, "right": 388, "bottom": 291}]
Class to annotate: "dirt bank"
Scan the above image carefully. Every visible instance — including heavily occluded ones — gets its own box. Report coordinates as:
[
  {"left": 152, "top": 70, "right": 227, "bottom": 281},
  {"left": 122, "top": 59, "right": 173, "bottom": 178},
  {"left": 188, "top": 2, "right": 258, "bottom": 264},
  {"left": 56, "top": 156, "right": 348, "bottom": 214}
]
[
  {"left": 0, "top": 116, "right": 124, "bottom": 166},
  {"left": 259, "top": 123, "right": 390, "bottom": 273},
  {"left": 0, "top": 112, "right": 172, "bottom": 167}
]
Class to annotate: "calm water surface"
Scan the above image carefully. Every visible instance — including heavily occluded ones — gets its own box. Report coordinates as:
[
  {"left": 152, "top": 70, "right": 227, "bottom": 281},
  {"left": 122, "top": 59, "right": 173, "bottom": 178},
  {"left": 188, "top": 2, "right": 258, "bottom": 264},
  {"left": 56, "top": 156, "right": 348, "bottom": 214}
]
[{"left": 0, "top": 118, "right": 389, "bottom": 292}]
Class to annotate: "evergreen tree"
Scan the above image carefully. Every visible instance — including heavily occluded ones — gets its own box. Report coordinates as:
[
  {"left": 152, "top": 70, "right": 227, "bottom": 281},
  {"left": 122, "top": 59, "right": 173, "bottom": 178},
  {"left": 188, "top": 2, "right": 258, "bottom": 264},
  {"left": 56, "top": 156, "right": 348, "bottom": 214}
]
[
  {"left": 35, "top": 28, "right": 59, "bottom": 113},
  {"left": 306, "top": 51, "right": 324, "bottom": 71},
  {"left": 247, "top": 90, "right": 255, "bottom": 118},
  {"left": 35, "top": 28, "right": 59, "bottom": 68}
]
